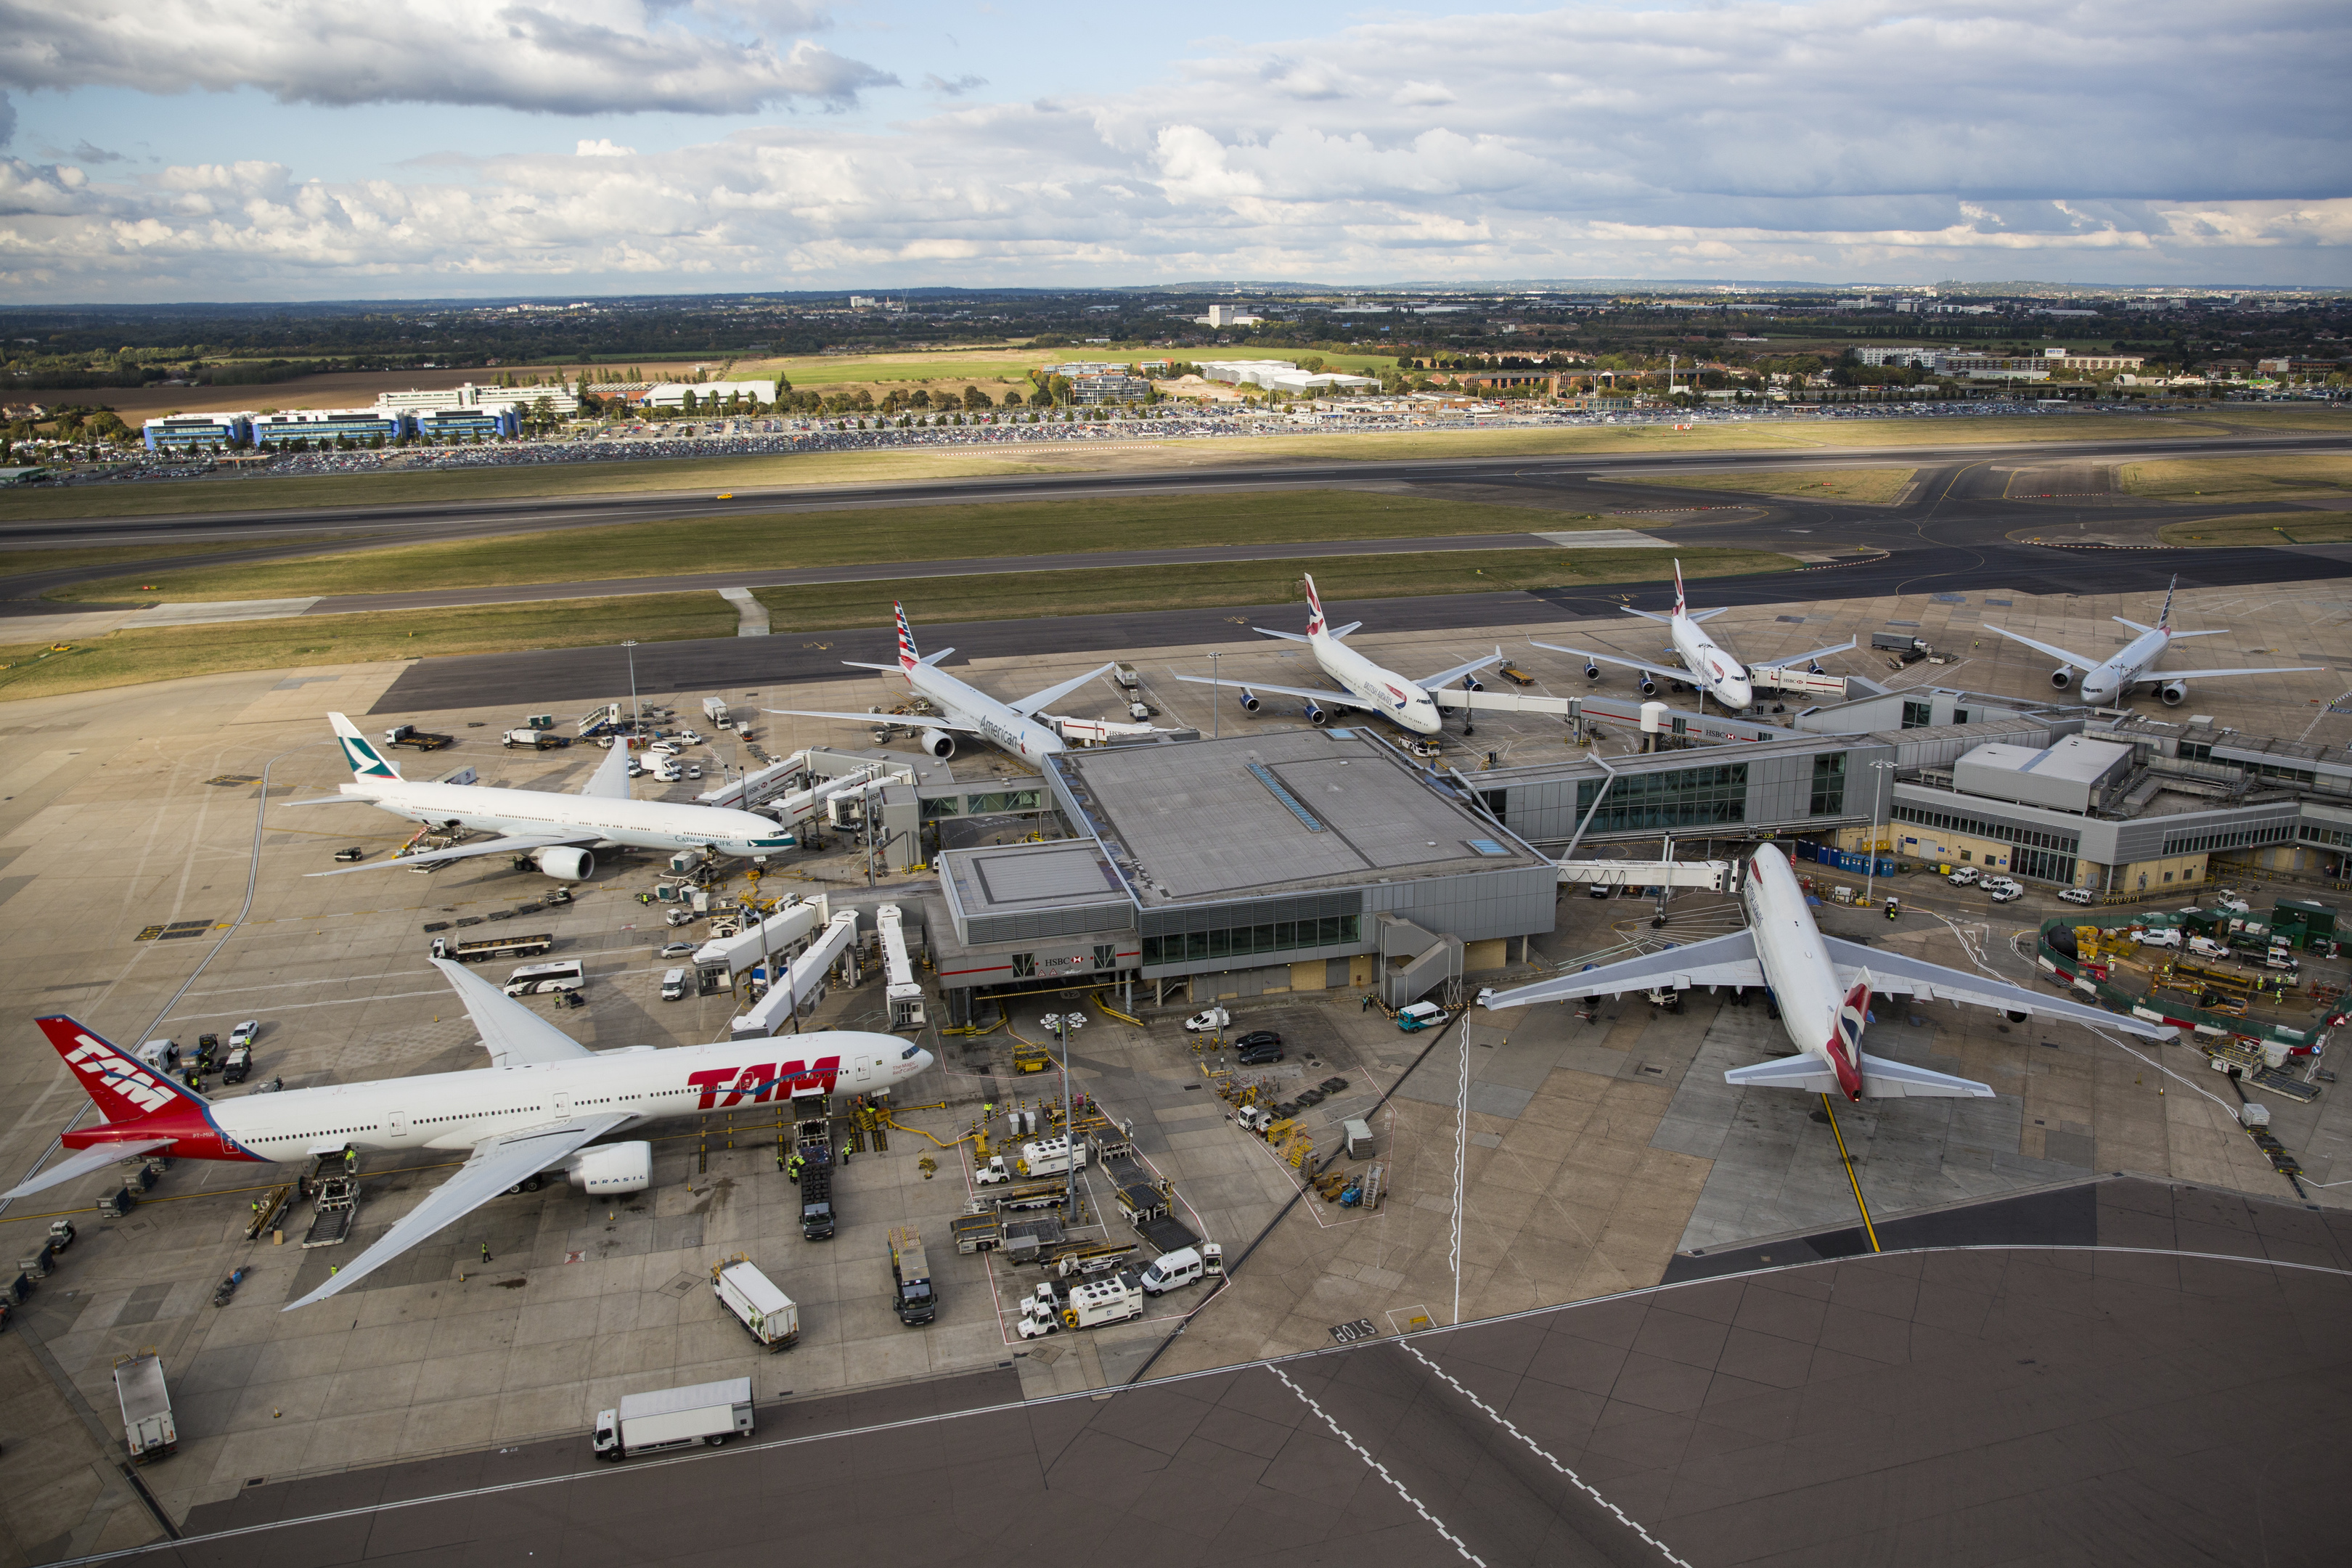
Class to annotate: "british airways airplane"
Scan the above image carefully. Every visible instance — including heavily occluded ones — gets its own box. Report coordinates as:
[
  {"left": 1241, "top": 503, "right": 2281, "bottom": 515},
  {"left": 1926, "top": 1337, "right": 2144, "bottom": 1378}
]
[
  {"left": 1533, "top": 560, "right": 1853, "bottom": 715},
  {"left": 3, "top": 960, "right": 929, "bottom": 1310},
  {"left": 1983, "top": 576, "right": 2322, "bottom": 708}
]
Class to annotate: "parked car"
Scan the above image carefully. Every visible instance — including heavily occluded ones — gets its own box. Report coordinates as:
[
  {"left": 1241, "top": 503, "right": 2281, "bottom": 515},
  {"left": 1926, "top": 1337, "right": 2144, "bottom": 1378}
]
[
  {"left": 686, "top": 765, "right": 703, "bottom": 780},
  {"left": 1587, "top": 883, "right": 1612, "bottom": 899},
  {"left": 1183, "top": 1007, "right": 1230, "bottom": 1034},
  {"left": 2214, "top": 891, "right": 2252, "bottom": 914},
  {"left": 2138, "top": 926, "right": 2183, "bottom": 949},
  {"left": 1237, "top": 1043, "right": 1283, "bottom": 1065},
  {"left": 1985, "top": 881, "right": 2023, "bottom": 904},
  {"left": 1946, "top": 866, "right": 1980, "bottom": 887},
  {"left": 228, "top": 1020, "right": 259, "bottom": 1050},
  {"left": 221, "top": 1043, "right": 253, "bottom": 1083},
  {"left": 2058, "top": 887, "right": 2095, "bottom": 906},
  {"left": 1233, "top": 1030, "right": 1281, "bottom": 1051},
  {"left": 661, "top": 941, "right": 698, "bottom": 958},
  {"left": 678, "top": 729, "right": 704, "bottom": 745}
]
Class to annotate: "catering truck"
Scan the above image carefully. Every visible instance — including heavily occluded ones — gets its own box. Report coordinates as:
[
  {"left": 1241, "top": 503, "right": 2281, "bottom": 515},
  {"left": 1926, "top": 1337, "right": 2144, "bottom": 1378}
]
[
  {"left": 113, "top": 1352, "right": 178, "bottom": 1463},
  {"left": 592, "top": 1377, "right": 754, "bottom": 1461},
  {"left": 711, "top": 1258, "right": 799, "bottom": 1350},
  {"left": 887, "top": 1227, "right": 936, "bottom": 1326}
]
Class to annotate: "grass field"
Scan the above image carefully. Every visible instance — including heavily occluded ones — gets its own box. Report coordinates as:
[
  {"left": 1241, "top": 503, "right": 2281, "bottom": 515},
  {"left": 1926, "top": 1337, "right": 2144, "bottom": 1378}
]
[
  {"left": 747, "top": 546, "right": 1793, "bottom": 634},
  {"left": 2157, "top": 512, "right": 2352, "bottom": 547},
  {"left": 0, "top": 592, "right": 735, "bottom": 703},
  {"left": 0, "top": 536, "right": 348, "bottom": 576},
  {"left": 0, "top": 409, "right": 2273, "bottom": 526},
  {"left": 2117, "top": 454, "right": 2352, "bottom": 504},
  {"left": 54, "top": 491, "right": 1611, "bottom": 603},
  {"left": 1609, "top": 466, "right": 1916, "bottom": 503}
]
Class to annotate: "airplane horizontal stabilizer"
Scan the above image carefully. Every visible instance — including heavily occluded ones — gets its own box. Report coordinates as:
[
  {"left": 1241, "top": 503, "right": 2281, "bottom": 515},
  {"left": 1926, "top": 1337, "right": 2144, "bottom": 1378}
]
[
  {"left": 1251, "top": 627, "right": 1312, "bottom": 642},
  {"left": 0, "top": 1138, "right": 173, "bottom": 1201},
  {"left": 1324, "top": 621, "right": 1362, "bottom": 640},
  {"left": 279, "top": 796, "right": 361, "bottom": 807},
  {"left": 1617, "top": 608, "right": 1673, "bottom": 624},
  {"left": 1684, "top": 608, "right": 1728, "bottom": 624},
  {"left": 1723, "top": 1053, "right": 1839, "bottom": 1093},
  {"left": 919, "top": 647, "right": 955, "bottom": 665},
  {"left": 1856, "top": 1052, "right": 1994, "bottom": 1098}
]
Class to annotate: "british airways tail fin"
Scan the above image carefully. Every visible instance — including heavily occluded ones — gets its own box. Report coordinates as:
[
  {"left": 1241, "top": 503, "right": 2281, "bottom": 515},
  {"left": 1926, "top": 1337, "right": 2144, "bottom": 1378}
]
[{"left": 1302, "top": 574, "right": 1328, "bottom": 639}]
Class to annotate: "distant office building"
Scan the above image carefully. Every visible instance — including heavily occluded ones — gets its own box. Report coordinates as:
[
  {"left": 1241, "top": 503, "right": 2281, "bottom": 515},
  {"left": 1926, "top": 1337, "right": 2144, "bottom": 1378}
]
[
  {"left": 2042, "top": 349, "right": 2145, "bottom": 372},
  {"left": 415, "top": 407, "right": 520, "bottom": 442},
  {"left": 1066, "top": 373, "right": 1153, "bottom": 405},
  {"left": 142, "top": 412, "right": 252, "bottom": 452},
  {"left": 1196, "top": 359, "right": 1380, "bottom": 394},
  {"left": 1853, "top": 346, "right": 1940, "bottom": 367},
  {"left": 1042, "top": 362, "right": 1122, "bottom": 379},
  {"left": 375, "top": 383, "right": 579, "bottom": 417},
  {"left": 250, "top": 409, "right": 407, "bottom": 446},
  {"left": 1197, "top": 305, "right": 1263, "bottom": 328},
  {"left": 640, "top": 381, "right": 775, "bottom": 410}
]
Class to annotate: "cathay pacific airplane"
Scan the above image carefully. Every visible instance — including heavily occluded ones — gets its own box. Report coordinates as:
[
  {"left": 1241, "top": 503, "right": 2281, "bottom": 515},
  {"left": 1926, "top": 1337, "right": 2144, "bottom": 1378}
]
[
  {"left": 298, "top": 714, "right": 794, "bottom": 881},
  {"left": 3, "top": 960, "right": 930, "bottom": 1310}
]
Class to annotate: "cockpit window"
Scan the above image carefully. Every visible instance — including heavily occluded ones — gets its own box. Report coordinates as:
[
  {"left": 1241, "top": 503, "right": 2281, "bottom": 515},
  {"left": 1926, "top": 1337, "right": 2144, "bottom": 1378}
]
[{"left": 901, "top": 1045, "right": 922, "bottom": 1060}]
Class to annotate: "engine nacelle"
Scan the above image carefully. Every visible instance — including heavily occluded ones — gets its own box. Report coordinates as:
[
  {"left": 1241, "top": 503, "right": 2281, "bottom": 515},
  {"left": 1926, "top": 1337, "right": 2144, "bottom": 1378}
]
[
  {"left": 566, "top": 1140, "right": 653, "bottom": 1195},
  {"left": 1238, "top": 687, "right": 1262, "bottom": 713},
  {"left": 531, "top": 846, "right": 595, "bottom": 881},
  {"left": 1463, "top": 674, "right": 1484, "bottom": 693},
  {"left": 1304, "top": 700, "right": 1331, "bottom": 726},
  {"left": 921, "top": 728, "right": 957, "bottom": 759},
  {"left": 1638, "top": 677, "right": 1657, "bottom": 696},
  {"left": 2049, "top": 667, "right": 2074, "bottom": 691},
  {"left": 1583, "top": 663, "right": 1601, "bottom": 682},
  {"left": 2159, "top": 680, "right": 2189, "bottom": 706}
]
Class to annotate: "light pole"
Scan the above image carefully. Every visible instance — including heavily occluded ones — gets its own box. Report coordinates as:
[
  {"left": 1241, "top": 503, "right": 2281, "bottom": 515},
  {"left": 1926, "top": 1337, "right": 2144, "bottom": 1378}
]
[
  {"left": 1209, "top": 651, "right": 1220, "bottom": 740},
  {"left": 621, "top": 640, "right": 641, "bottom": 729},
  {"left": 1040, "top": 1010, "right": 1086, "bottom": 1218},
  {"left": 1864, "top": 759, "right": 1899, "bottom": 907}
]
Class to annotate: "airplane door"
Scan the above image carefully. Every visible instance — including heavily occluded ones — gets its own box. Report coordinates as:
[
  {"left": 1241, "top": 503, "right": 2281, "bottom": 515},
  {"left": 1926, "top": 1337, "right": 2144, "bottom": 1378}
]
[
  {"left": 388, "top": 1112, "right": 406, "bottom": 1140},
  {"left": 554, "top": 1091, "right": 571, "bottom": 1119}
]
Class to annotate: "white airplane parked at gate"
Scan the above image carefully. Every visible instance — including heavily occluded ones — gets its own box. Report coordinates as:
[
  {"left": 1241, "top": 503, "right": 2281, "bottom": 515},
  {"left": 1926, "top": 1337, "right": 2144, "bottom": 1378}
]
[
  {"left": 1983, "top": 576, "right": 2323, "bottom": 708},
  {"left": 1172, "top": 573, "right": 1503, "bottom": 735},
  {"left": 297, "top": 714, "right": 794, "bottom": 881},
  {"left": 1531, "top": 560, "right": 1854, "bottom": 714},
  {"left": 1, "top": 960, "right": 931, "bottom": 1310},
  {"left": 767, "top": 601, "right": 1119, "bottom": 761},
  {"left": 1482, "top": 844, "right": 2173, "bottom": 1101}
]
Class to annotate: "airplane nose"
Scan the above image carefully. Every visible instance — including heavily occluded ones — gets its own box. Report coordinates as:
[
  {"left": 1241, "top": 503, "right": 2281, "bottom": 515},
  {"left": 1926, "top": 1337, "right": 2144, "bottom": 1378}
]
[{"left": 915, "top": 1048, "right": 935, "bottom": 1074}]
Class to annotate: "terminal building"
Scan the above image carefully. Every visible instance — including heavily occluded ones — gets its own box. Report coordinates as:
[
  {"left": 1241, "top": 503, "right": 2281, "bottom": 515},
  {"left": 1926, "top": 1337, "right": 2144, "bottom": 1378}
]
[{"left": 142, "top": 412, "right": 250, "bottom": 452}]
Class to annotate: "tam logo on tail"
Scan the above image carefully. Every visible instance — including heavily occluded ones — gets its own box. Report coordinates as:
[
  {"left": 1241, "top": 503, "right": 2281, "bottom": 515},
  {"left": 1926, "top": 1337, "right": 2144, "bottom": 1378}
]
[
  {"left": 36, "top": 1017, "right": 189, "bottom": 1121},
  {"left": 894, "top": 602, "right": 920, "bottom": 671}
]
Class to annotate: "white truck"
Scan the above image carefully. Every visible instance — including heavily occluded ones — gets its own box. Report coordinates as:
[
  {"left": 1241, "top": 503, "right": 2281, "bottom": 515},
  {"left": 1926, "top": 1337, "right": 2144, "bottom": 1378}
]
[
  {"left": 703, "top": 696, "right": 731, "bottom": 727},
  {"left": 1014, "top": 1135, "right": 1087, "bottom": 1179},
  {"left": 1061, "top": 1277, "right": 1146, "bottom": 1329},
  {"left": 113, "top": 1352, "right": 177, "bottom": 1463},
  {"left": 593, "top": 1376, "right": 754, "bottom": 1461},
  {"left": 711, "top": 1259, "right": 799, "bottom": 1350}
]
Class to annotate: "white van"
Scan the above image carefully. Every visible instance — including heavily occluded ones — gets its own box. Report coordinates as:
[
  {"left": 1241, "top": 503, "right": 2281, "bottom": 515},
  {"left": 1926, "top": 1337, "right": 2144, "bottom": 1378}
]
[
  {"left": 661, "top": 968, "right": 688, "bottom": 1001},
  {"left": 1140, "top": 1247, "right": 1204, "bottom": 1295},
  {"left": 136, "top": 1039, "right": 179, "bottom": 1071},
  {"left": 2137, "top": 926, "right": 2183, "bottom": 949},
  {"left": 505, "top": 958, "right": 586, "bottom": 996},
  {"left": 651, "top": 761, "right": 683, "bottom": 783}
]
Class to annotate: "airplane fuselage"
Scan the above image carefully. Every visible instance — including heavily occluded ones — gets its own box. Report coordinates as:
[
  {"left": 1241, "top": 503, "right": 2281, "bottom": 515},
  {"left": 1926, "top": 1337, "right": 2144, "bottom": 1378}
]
[
  {"left": 1312, "top": 634, "right": 1443, "bottom": 735},
  {"left": 1739, "top": 844, "right": 1864, "bottom": 1098},
  {"left": 902, "top": 663, "right": 1066, "bottom": 758},
  {"left": 1670, "top": 613, "right": 1755, "bottom": 711},
  {"left": 61, "top": 1032, "right": 926, "bottom": 1164},
  {"left": 2078, "top": 626, "right": 2179, "bottom": 707},
  {"left": 346, "top": 780, "right": 794, "bottom": 859}
]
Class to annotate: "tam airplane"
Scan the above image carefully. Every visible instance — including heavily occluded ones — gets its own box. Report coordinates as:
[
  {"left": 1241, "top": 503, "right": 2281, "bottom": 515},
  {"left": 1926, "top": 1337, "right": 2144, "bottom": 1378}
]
[
  {"left": 1482, "top": 844, "right": 2173, "bottom": 1100},
  {"left": 1172, "top": 573, "right": 1501, "bottom": 735},
  {"left": 1983, "top": 577, "right": 2322, "bottom": 708},
  {"left": 767, "top": 602, "right": 1119, "bottom": 760},
  {"left": 299, "top": 714, "right": 794, "bottom": 881},
  {"left": 1532, "top": 560, "right": 1853, "bottom": 714},
  {"left": 2, "top": 959, "right": 930, "bottom": 1310}
]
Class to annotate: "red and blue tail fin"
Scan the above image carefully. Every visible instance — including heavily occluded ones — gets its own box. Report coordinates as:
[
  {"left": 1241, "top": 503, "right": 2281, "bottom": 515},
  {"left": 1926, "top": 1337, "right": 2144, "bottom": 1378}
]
[
  {"left": 1673, "top": 559, "right": 1687, "bottom": 618},
  {"left": 1302, "top": 574, "right": 1327, "bottom": 638},
  {"left": 36, "top": 1016, "right": 208, "bottom": 1122},
  {"left": 894, "top": 602, "right": 920, "bottom": 671}
]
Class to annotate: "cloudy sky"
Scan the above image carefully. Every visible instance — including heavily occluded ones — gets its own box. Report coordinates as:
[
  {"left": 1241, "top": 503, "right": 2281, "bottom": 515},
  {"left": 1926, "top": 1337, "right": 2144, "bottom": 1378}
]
[{"left": 0, "top": 0, "right": 2345, "bottom": 302}]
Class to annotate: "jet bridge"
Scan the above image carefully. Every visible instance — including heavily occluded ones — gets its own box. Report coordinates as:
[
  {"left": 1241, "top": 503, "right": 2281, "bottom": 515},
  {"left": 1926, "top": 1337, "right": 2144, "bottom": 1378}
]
[
  {"left": 1553, "top": 859, "right": 1735, "bottom": 891},
  {"left": 730, "top": 908, "right": 861, "bottom": 1039},
  {"left": 877, "top": 903, "right": 926, "bottom": 1029},
  {"left": 694, "top": 894, "right": 828, "bottom": 972}
]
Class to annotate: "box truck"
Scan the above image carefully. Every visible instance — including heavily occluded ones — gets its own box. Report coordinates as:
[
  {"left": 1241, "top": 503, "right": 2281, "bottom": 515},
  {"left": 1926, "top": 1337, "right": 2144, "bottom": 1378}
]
[
  {"left": 592, "top": 1377, "right": 754, "bottom": 1461},
  {"left": 113, "top": 1352, "right": 177, "bottom": 1463},
  {"left": 711, "top": 1258, "right": 799, "bottom": 1350}
]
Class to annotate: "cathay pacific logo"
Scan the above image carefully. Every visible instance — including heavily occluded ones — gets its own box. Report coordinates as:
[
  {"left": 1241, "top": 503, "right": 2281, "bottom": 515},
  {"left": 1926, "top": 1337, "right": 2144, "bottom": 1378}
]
[{"left": 341, "top": 736, "right": 397, "bottom": 777}]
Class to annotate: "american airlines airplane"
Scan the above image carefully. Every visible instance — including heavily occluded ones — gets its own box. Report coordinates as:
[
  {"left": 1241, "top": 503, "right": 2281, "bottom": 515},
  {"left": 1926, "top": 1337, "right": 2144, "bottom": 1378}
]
[
  {"left": 1172, "top": 573, "right": 1500, "bottom": 735},
  {"left": 1983, "top": 577, "right": 2322, "bottom": 708},
  {"left": 1532, "top": 560, "right": 1853, "bottom": 714},
  {"left": 767, "top": 602, "right": 1118, "bottom": 760},
  {"left": 1482, "top": 844, "right": 2172, "bottom": 1100},
  {"left": 299, "top": 714, "right": 794, "bottom": 881},
  {"left": 3, "top": 959, "right": 930, "bottom": 1310}
]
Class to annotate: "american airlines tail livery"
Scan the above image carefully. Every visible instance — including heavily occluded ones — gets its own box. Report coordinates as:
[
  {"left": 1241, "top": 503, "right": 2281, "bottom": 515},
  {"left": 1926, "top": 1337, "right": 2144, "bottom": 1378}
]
[
  {"left": 767, "top": 601, "right": 1119, "bottom": 760},
  {"left": 298, "top": 714, "right": 794, "bottom": 881},
  {"left": 1533, "top": 560, "right": 1854, "bottom": 714},
  {"left": 1482, "top": 844, "right": 2173, "bottom": 1100},
  {"left": 1173, "top": 573, "right": 1501, "bottom": 735},
  {"left": 4, "top": 960, "right": 930, "bottom": 1310}
]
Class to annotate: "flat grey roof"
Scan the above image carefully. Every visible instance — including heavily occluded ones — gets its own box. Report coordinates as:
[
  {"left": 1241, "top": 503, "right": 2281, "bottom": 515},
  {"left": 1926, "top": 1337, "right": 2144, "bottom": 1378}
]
[
  {"left": 941, "top": 839, "right": 1128, "bottom": 921},
  {"left": 1961, "top": 733, "right": 2132, "bottom": 784},
  {"left": 1056, "top": 730, "right": 1543, "bottom": 907}
]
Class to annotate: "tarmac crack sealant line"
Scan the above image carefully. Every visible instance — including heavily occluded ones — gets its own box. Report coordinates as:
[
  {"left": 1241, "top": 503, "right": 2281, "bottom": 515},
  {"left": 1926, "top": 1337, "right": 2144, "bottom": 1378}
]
[{"left": 1265, "top": 1360, "right": 1489, "bottom": 1567}]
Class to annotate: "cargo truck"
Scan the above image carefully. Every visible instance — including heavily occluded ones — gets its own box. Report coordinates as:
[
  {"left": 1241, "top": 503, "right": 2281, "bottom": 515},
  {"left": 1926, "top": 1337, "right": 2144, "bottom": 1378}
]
[
  {"left": 382, "top": 723, "right": 454, "bottom": 751},
  {"left": 592, "top": 1377, "right": 754, "bottom": 1461},
  {"left": 711, "top": 1258, "right": 799, "bottom": 1349},
  {"left": 888, "top": 1226, "right": 936, "bottom": 1325},
  {"left": 800, "top": 1164, "right": 836, "bottom": 1239},
  {"left": 502, "top": 729, "right": 570, "bottom": 749},
  {"left": 1869, "top": 632, "right": 1932, "bottom": 663},
  {"left": 113, "top": 1352, "right": 177, "bottom": 1463},
  {"left": 431, "top": 932, "right": 555, "bottom": 963}
]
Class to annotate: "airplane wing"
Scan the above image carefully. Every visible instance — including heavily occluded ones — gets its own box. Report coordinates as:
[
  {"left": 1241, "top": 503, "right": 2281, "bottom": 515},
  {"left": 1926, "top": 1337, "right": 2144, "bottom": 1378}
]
[
  {"left": 1169, "top": 674, "right": 1391, "bottom": 716},
  {"left": 429, "top": 957, "right": 594, "bottom": 1066},
  {"left": 307, "top": 830, "right": 590, "bottom": 876},
  {"left": 2139, "top": 663, "right": 2327, "bottom": 682},
  {"left": 1417, "top": 648, "right": 1506, "bottom": 689},
  {"left": 579, "top": 740, "right": 634, "bottom": 800},
  {"left": 1480, "top": 931, "right": 1764, "bottom": 1009},
  {"left": 1756, "top": 637, "right": 1857, "bottom": 671},
  {"left": 1009, "top": 661, "right": 1121, "bottom": 719},
  {"left": 1819, "top": 936, "right": 2175, "bottom": 1040},
  {"left": 0, "top": 1138, "right": 174, "bottom": 1201},
  {"left": 1983, "top": 625, "right": 2100, "bottom": 671},
  {"left": 1723, "top": 1052, "right": 1993, "bottom": 1098},
  {"left": 766, "top": 706, "right": 984, "bottom": 733},
  {"left": 1528, "top": 639, "right": 1686, "bottom": 685},
  {"left": 282, "top": 1114, "right": 632, "bottom": 1311}
]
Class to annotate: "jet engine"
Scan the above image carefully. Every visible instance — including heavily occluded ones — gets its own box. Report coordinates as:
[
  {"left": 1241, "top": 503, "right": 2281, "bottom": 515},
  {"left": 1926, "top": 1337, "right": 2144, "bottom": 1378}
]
[
  {"left": 1238, "top": 687, "right": 1262, "bottom": 714},
  {"left": 2049, "top": 667, "right": 2074, "bottom": 691},
  {"left": 531, "top": 846, "right": 595, "bottom": 881},
  {"left": 1583, "top": 663, "right": 1601, "bottom": 682},
  {"left": 2159, "top": 680, "right": 2189, "bottom": 706},
  {"left": 920, "top": 728, "right": 957, "bottom": 759},
  {"left": 1638, "top": 677, "right": 1658, "bottom": 696},
  {"left": 1462, "top": 674, "right": 1485, "bottom": 693},
  {"left": 565, "top": 1141, "right": 653, "bottom": 1194},
  {"left": 1304, "top": 699, "right": 1331, "bottom": 726}
]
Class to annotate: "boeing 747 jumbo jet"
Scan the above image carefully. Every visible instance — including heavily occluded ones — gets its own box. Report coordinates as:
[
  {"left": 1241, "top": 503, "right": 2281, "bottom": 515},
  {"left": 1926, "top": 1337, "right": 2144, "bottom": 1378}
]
[
  {"left": 768, "top": 602, "right": 1119, "bottom": 760},
  {"left": 300, "top": 714, "right": 794, "bottom": 881},
  {"left": 2, "top": 960, "right": 930, "bottom": 1310},
  {"left": 1482, "top": 844, "right": 2172, "bottom": 1100},
  {"left": 1983, "top": 578, "right": 2323, "bottom": 708},
  {"left": 1172, "top": 574, "right": 1502, "bottom": 735},
  {"left": 1532, "top": 560, "right": 1853, "bottom": 714}
]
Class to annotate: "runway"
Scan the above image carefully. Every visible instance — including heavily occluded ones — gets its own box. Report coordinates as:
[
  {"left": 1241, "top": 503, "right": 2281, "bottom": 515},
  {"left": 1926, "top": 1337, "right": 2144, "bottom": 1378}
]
[{"left": 91, "top": 1178, "right": 2352, "bottom": 1568}]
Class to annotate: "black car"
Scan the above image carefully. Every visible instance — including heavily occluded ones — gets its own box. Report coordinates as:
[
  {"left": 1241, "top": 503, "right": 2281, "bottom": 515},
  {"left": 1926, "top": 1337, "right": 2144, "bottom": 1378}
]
[{"left": 1233, "top": 1031, "right": 1281, "bottom": 1051}]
